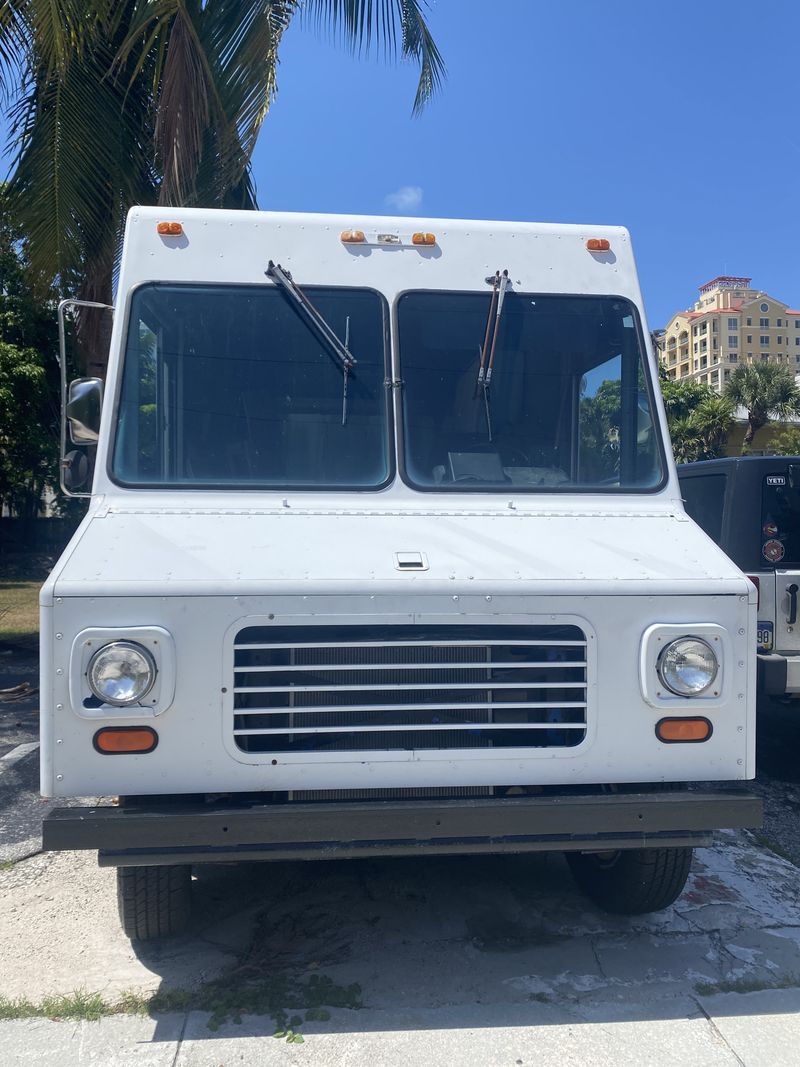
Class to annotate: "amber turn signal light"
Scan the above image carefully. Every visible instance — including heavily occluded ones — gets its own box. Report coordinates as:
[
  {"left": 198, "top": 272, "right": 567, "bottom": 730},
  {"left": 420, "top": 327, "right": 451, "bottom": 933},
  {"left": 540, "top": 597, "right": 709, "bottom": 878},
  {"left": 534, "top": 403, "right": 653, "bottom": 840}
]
[
  {"left": 93, "top": 726, "right": 158, "bottom": 754},
  {"left": 656, "top": 717, "right": 712, "bottom": 743},
  {"left": 157, "top": 221, "right": 183, "bottom": 236},
  {"left": 586, "top": 238, "right": 610, "bottom": 252},
  {"left": 412, "top": 232, "right": 436, "bottom": 246},
  {"left": 340, "top": 229, "right": 366, "bottom": 243}
]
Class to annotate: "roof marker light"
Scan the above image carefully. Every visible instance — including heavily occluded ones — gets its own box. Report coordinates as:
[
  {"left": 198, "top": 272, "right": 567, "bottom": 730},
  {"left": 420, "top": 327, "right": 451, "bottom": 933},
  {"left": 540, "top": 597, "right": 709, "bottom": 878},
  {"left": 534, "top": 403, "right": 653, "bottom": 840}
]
[
  {"left": 586, "top": 238, "right": 610, "bottom": 252},
  {"left": 340, "top": 229, "right": 366, "bottom": 243},
  {"left": 412, "top": 232, "right": 437, "bottom": 246},
  {"left": 157, "top": 222, "right": 183, "bottom": 236}
]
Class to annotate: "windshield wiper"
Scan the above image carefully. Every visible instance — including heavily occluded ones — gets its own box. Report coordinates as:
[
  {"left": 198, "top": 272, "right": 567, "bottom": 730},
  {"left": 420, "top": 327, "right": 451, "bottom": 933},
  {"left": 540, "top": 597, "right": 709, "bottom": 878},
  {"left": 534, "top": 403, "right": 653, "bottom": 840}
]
[
  {"left": 266, "top": 261, "right": 357, "bottom": 373},
  {"left": 266, "top": 261, "right": 357, "bottom": 425},
  {"left": 475, "top": 268, "right": 510, "bottom": 441}
]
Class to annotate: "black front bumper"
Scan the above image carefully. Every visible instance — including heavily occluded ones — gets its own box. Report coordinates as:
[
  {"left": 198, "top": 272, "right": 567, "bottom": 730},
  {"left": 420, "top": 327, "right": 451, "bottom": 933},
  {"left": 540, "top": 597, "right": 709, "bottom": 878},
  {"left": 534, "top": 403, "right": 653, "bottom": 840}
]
[{"left": 42, "top": 790, "right": 763, "bottom": 867}]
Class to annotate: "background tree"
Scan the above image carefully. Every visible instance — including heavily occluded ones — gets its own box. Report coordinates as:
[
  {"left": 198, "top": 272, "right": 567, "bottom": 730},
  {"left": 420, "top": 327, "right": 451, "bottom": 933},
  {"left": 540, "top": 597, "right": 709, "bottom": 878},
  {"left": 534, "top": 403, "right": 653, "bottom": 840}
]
[
  {"left": 0, "top": 1, "right": 444, "bottom": 369},
  {"left": 0, "top": 191, "right": 60, "bottom": 516},
  {"left": 659, "top": 376, "right": 735, "bottom": 462},
  {"left": 724, "top": 362, "right": 800, "bottom": 450},
  {"left": 769, "top": 426, "right": 800, "bottom": 456}
]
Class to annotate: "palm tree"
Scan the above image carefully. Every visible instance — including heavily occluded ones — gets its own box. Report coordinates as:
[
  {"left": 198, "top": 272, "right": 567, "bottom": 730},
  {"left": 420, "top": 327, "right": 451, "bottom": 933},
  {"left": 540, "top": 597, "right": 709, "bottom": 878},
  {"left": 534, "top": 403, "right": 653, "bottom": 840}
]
[
  {"left": 0, "top": 1, "right": 444, "bottom": 364},
  {"left": 659, "top": 376, "right": 735, "bottom": 461},
  {"left": 724, "top": 362, "right": 800, "bottom": 449},
  {"left": 690, "top": 394, "right": 735, "bottom": 458}
]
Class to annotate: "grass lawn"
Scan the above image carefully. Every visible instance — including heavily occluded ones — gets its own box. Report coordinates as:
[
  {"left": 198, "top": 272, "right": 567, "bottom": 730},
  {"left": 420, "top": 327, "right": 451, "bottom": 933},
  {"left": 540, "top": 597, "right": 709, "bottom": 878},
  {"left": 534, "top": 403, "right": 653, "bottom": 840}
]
[{"left": 0, "top": 580, "right": 41, "bottom": 647}]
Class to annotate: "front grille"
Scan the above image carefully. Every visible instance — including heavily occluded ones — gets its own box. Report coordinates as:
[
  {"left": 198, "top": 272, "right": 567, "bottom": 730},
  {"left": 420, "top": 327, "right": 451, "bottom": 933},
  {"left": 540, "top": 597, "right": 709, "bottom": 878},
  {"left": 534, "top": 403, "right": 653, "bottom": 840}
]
[{"left": 231, "top": 624, "right": 588, "bottom": 755}]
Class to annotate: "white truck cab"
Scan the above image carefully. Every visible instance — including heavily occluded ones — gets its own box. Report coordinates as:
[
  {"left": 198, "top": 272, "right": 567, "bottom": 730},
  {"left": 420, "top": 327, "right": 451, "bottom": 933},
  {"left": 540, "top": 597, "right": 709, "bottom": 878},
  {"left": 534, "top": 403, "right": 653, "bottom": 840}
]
[{"left": 41, "top": 208, "right": 761, "bottom": 939}]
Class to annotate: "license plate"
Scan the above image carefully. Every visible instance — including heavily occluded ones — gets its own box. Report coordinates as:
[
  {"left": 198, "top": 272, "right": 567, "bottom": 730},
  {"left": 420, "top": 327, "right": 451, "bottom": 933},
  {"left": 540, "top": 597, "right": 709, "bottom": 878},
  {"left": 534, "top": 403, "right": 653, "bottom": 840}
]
[{"left": 758, "top": 621, "right": 774, "bottom": 651}]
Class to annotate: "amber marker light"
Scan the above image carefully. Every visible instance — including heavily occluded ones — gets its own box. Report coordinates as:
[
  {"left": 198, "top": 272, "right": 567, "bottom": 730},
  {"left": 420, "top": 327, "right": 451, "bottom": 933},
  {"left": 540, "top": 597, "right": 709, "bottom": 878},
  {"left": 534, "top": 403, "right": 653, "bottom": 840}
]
[
  {"left": 157, "top": 221, "right": 183, "bottom": 236},
  {"left": 340, "top": 229, "right": 366, "bottom": 243},
  {"left": 586, "top": 238, "right": 610, "bottom": 252},
  {"left": 93, "top": 726, "right": 158, "bottom": 754},
  {"left": 412, "top": 232, "right": 437, "bottom": 246},
  {"left": 656, "top": 718, "right": 712, "bottom": 744}
]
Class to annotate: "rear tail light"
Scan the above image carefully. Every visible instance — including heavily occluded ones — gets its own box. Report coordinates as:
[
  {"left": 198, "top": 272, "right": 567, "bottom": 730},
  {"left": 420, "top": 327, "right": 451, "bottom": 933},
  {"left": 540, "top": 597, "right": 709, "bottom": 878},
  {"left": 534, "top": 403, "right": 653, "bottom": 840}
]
[{"left": 747, "top": 575, "right": 760, "bottom": 609}]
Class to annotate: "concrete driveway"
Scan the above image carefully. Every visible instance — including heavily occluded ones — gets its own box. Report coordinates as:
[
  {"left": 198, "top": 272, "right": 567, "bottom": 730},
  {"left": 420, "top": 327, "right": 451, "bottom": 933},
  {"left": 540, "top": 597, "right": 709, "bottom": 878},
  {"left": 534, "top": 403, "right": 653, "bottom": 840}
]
[{"left": 2, "top": 829, "right": 800, "bottom": 1065}]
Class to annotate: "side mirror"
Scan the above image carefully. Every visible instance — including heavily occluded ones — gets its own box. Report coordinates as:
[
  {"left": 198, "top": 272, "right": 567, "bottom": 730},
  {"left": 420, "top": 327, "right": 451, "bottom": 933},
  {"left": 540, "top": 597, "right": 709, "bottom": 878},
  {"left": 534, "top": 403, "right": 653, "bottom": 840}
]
[{"left": 66, "top": 378, "right": 103, "bottom": 444}]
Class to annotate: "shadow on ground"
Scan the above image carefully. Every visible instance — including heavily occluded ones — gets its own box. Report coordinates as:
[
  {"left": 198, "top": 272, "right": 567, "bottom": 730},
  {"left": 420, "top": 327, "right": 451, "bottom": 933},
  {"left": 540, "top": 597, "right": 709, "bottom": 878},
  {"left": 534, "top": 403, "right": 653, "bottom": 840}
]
[{"left": 124, "top": 829, "right": 800, "bottom": 1043}]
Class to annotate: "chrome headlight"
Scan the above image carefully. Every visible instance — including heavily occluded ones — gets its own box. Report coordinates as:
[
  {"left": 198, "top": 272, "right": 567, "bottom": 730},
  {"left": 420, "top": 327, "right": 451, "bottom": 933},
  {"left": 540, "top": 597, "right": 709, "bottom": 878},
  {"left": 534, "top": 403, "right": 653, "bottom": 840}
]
[
  {"left": 87, "top": 641, "right": 157, "bottom": 706},
  {"left": 657, "top": 637, "right": 718, "bottom": 697}
]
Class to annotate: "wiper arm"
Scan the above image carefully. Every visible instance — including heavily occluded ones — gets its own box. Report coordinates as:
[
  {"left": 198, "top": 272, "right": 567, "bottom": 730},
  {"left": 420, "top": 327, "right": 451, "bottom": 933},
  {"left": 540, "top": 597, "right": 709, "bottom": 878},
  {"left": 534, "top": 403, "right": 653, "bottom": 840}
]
[
  {"left": 475, "top": 268, "right": 510, "bottom": 442},
  {"left": 266, "top": 261, "right": 356, "bottom": 372},
  {"left": 483, "top": 268, "right": 509, "bottom": 386}
]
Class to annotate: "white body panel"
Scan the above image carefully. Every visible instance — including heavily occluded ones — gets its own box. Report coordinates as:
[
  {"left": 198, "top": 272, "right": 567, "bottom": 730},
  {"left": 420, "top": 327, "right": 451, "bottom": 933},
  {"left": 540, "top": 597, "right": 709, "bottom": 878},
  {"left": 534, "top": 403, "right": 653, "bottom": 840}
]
[{"left": 41, "top": 208, "right": 756, "bottom": 798}]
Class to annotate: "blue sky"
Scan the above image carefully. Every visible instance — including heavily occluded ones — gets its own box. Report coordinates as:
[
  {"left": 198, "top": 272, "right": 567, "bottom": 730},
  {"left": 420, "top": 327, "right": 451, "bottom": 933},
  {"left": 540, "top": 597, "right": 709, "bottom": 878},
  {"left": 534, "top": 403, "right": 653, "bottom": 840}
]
[
  {"left": 2, "top": 1, "right": 797, "bottom": 329},
  {"left": 250, "top": 0, "right": 800, "bottom": 328}
]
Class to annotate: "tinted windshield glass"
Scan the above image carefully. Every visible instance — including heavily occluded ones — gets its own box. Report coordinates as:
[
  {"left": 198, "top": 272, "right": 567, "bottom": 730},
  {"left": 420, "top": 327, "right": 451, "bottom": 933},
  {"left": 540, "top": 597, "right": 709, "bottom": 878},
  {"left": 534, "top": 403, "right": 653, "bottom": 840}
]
[
  {"left": 762, "top": 470, "right": 800, "bottom": 565},
  {"left": 113, "top": 284, "right": 389, "bottom": 488},
  {"left": 398, "top": 292, "right": 663, "bottom": 491}
]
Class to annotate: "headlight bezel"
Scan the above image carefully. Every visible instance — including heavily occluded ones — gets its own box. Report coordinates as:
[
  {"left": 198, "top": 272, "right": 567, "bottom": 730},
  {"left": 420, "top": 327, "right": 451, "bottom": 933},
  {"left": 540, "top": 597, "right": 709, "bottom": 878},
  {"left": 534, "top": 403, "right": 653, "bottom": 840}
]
[
  {"left": 87, "top": 640, "right": 158, "bottom": 707},
  {"left": 68, "top": 626, "right": 176, "bottom": 719},
  {"left": 639, "top": 623, "right": 732, "bottom": 709}
]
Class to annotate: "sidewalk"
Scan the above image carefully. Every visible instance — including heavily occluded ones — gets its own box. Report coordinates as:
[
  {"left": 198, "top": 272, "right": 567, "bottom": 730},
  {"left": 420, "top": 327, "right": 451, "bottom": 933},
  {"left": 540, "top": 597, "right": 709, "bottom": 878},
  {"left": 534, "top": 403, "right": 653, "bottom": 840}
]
[{"left": 2, "top": 989, "right": 799, "bottom": 1066}]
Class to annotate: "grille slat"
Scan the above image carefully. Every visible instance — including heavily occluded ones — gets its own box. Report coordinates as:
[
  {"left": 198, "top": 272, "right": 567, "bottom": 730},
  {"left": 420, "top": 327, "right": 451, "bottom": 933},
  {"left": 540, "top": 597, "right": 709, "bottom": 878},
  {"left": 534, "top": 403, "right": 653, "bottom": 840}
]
[
  {"left": 230, "top": 623, "right": 588, "bottom": 755},
  {"left": 234, "top": 660, "right": 587, "bottom": 673},
  {"left": 234, "top": 680, "right": 588, "bottom": 694},
  {"left": 233, "top": 700, "right": 588, "bottom": 715},
  {"left": 234, "top": 722, "right": 587, "bottom": 736},
  {"left": 234, "top": 639, "right": 587, "bottom": 651}
]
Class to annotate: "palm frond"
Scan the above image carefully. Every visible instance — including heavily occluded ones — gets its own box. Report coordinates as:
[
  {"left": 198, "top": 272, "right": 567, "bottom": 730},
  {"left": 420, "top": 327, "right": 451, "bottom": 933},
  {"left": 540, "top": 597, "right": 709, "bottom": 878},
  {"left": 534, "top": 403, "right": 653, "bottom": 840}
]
[
  {"left": 6, "top": 13, "right": 155, "bottom": 291},
  {"left": 154, "top": 6, "right": 211, "bottom": 204},
  {"left": 302, "top": 0, "right": 444, "bottom": 113}
]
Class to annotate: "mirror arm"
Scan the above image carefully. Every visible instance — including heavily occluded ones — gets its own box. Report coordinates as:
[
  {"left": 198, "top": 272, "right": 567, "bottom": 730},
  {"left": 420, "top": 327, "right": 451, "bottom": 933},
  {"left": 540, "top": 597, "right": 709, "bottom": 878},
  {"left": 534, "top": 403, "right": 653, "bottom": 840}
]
[{"left": 58, "top": 299, "right": 114, "bottom": 499}]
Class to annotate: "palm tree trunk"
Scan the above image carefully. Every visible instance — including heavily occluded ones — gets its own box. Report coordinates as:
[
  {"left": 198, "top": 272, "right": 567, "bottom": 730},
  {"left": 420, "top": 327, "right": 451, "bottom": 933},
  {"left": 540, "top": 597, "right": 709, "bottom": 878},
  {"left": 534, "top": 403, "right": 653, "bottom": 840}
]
[
  {"left": 744, "top": 413, "right": 766, "bottom": 448},
  {"left": 75, "top": 257, "right": 115, "bottom": 379}
]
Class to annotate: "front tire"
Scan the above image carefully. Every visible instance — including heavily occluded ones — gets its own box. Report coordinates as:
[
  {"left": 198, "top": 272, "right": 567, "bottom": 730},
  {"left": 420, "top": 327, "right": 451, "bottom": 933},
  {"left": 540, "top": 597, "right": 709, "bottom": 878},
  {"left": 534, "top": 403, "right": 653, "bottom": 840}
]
[
  {"left": 566, "top": 846, "right": 693, "bottom": 915},
  {"left": 117, "top": 864, "right": 192, "bottom": 940}
]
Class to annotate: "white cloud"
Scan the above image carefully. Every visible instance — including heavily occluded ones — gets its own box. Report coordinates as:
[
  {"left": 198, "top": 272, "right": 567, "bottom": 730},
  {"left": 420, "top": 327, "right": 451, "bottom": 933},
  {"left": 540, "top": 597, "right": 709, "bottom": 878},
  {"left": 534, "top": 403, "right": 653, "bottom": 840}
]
[{"left": 385, "top": 185, "right": 423, "bottom": 213}]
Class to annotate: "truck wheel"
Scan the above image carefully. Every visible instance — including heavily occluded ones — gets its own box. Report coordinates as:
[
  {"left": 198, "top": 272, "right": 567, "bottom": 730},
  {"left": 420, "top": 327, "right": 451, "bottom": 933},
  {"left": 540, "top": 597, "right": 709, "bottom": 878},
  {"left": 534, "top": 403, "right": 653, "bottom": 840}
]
[
  {"left": 566, "top": 846, "right": 692, "bottom": 915},
  {"left": 116, "top": 864, "right": 192, "bottom": 940}
]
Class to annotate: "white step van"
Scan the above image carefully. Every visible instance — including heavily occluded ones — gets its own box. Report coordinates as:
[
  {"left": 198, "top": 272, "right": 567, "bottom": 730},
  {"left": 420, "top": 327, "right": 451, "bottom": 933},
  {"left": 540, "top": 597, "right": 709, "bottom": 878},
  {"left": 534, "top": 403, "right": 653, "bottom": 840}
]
[{"left": 41, "top": 208, "right": 761, "bottom": 939}]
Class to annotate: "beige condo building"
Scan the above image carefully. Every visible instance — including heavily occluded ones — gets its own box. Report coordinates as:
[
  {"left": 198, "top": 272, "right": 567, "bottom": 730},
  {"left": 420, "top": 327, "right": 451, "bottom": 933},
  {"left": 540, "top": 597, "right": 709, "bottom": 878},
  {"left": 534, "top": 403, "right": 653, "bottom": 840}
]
[{"left": 659, "top": 276, "right": 800, "bottom": 391}]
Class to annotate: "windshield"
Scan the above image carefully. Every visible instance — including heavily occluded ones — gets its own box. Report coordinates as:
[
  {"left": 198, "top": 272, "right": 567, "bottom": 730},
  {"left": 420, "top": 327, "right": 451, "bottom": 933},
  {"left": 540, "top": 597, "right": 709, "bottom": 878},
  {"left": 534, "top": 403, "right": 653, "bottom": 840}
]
[
  {"left": 112, "top": 284, "right": 390, "bottom": 488},
  {"left": 398, "top": 292, "right": 664, "bottom": 491}
]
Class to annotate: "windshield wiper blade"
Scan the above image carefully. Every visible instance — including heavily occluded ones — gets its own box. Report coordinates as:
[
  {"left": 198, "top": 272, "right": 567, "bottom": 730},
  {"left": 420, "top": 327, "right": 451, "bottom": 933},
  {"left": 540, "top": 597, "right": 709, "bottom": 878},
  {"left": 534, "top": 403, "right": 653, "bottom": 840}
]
[
  {"left": 476, "top": 271, "right": 500, "bottom": 391},
  {"left": 266, "top": 261, "right": 356, "bottom": 372}
]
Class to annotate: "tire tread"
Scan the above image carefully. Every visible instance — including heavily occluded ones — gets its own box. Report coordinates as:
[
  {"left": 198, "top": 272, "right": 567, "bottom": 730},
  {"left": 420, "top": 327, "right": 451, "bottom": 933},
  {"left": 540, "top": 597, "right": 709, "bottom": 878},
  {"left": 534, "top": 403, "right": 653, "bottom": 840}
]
[
  {"left": 566, "top": 846, "right": 693, "bottom": 915},
  {"left": 117, "top": 864, "right": 191, "bottom": 940}
]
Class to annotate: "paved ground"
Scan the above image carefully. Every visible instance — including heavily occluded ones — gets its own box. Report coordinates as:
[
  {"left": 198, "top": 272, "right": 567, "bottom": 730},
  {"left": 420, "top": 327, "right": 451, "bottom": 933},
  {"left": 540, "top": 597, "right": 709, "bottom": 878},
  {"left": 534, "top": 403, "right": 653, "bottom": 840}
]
[
  {"left": 0, "top": 646, "right": 80, "bottom": 865},
  {"left": 4, "top": 645, "right": 800, "bottom": 1064},
  {"left": 2, "top": 835, "right": 800, "bottom": 1064}
]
